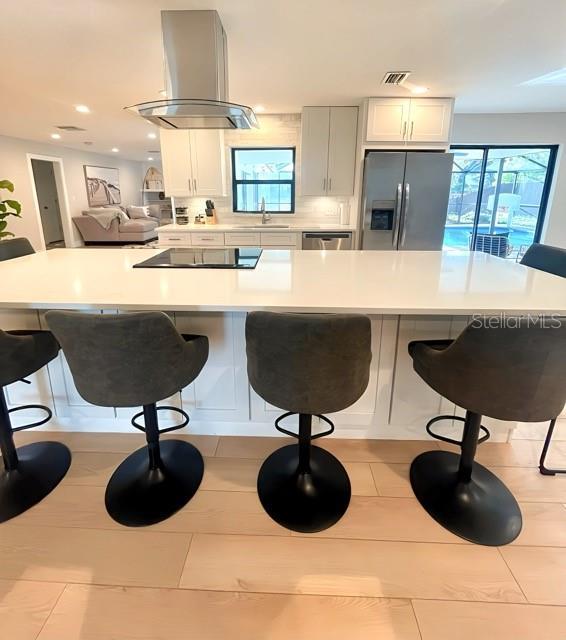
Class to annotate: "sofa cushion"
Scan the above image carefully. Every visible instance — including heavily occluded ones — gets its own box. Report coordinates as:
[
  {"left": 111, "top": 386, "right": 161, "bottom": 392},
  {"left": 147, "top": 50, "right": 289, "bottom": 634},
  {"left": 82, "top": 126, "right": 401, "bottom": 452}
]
[{"left": 119, "top": 219, "right": 158, "bottom": 234}]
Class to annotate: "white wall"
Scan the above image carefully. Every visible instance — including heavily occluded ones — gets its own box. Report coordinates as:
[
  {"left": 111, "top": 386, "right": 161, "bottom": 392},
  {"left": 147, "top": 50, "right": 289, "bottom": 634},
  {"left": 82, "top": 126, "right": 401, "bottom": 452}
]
[
  {"left": 0, "top": 135, "right": 144, "bottom": 249},
  {"left": 452, "top": 113, "right": 566, "bottom": 248}
]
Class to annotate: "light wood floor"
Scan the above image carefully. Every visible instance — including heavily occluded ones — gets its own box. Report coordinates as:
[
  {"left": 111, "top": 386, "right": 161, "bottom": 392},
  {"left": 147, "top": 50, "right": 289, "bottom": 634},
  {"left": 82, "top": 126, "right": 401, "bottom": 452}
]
[{"left": 2, "top": 430, "right": 566, "bottom": 639}]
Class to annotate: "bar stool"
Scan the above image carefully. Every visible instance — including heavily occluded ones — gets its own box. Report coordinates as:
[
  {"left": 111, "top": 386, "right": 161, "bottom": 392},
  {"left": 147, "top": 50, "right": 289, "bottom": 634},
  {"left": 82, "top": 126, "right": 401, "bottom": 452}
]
[
  {"left": 0, "top": 329, "right": 71, "bottom": 522},
  {"left": 408, "top": 317, "right": 566, "bottom": 545},
  {"left": 0, "top": 238, "right": 35, "bottom": 262},
  {"left": 520, "top": 243, "right": 566, "bottom": 475},
  {"left": 46, "top": 311, "right": 209, "bottom": 527},
  {"left": 246, "top": 312, "right": 372, "bottom": 533}
]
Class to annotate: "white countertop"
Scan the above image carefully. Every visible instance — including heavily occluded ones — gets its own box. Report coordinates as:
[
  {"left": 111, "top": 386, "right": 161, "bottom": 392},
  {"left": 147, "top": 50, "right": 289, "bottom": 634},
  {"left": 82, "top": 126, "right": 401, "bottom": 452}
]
[
  {"left": 0, "top": 248, "right": 564, "bottom": 315},
  {"left": 158, "top": 222, "right": 357, "bottom": 233}
]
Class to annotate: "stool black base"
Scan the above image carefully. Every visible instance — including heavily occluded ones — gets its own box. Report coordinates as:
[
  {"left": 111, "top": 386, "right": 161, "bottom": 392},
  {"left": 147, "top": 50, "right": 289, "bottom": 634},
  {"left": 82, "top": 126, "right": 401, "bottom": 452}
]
[
  {"left": 0, "top": 441, "right": 71, "bottom": 523},
  {"left": 410, "top": 411, "right": 522, "bottom": 546},
  {"left": 411, "top": 450, "right": 522, "bottom": 546},
  {"left": 257, "top": 413, "right": 351, "bottom": 533},
  {"left": 105, "top": 439, "right": 204, "bottom": 527}
]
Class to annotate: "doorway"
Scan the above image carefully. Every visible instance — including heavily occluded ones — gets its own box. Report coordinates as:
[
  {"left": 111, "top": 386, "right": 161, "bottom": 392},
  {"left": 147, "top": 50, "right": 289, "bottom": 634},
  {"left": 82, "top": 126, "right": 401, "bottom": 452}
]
[
  {"left": 30, "top": 158, "right": 66, "bottom": 248},
  {"left": 442, "top": 145, "right": 558, "bottom": 259}
]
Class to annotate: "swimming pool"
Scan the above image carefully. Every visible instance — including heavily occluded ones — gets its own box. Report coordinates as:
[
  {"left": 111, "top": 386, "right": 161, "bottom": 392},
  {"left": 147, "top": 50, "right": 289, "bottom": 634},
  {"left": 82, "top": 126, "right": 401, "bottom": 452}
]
[{"left": 443, "top": 225, "right": 534, "bottom": 254}]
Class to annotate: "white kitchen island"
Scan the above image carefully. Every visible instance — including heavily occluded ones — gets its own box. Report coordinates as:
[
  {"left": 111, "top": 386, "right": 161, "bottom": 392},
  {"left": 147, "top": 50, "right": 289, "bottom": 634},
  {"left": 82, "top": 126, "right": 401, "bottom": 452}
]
[{"left": 1, "top": 247, "right": 565, "bottom": 440}]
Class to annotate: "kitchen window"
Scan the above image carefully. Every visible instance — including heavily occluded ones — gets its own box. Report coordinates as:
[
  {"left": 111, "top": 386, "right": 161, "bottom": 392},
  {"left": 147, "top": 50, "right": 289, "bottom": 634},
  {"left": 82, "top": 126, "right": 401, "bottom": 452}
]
[{"left": 232, "top": 147, "right": 295, "bottom": 213}]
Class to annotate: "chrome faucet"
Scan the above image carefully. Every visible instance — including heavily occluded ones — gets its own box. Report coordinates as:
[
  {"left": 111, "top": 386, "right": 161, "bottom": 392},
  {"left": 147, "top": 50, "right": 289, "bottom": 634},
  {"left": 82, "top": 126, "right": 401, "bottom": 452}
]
[{"left": 260, "top": 197, "right": 271, "bottom": 224}]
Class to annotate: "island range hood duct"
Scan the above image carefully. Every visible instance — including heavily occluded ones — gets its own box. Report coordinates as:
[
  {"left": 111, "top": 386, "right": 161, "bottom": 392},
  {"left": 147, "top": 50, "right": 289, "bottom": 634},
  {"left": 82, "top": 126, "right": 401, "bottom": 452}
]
[{"left": 127, "top": 10, "right": 258, "bottom": 130}]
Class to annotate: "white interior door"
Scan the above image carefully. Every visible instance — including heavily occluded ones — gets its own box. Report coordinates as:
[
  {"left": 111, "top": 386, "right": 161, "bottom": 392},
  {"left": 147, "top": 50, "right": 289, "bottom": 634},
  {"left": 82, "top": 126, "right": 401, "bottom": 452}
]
[
  {"left": 327, "top": 107, "right": 358, "bottom": 196},
  {"left": 300, "top": 106, "right": 330, "bottom": 195}
]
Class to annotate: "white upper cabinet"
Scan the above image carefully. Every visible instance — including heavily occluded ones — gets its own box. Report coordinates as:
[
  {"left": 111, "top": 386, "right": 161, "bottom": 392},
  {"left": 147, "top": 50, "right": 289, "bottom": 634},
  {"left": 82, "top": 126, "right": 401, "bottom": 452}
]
[
  {"left": 366, "top": 98, "right": 411, "bottom": 142},
  {"left": 300, "top": 107, "right": 330, "bottom": 196},
  {"left": 301, "top": 106, "right": 358, "bottom": 196},
  {"left": 189, "top": 129, "right": 226, "bottom": 197},
  {"left": 366, "top": 97, "right": 454, "bottom": 144},
  {"left": 407, "top": 99, "right": 453, "bottom": 143},
  {"left": 160, "top": 130, "right": 192, "bottom": 197},
  {"left": 160, "top": 129, "right": 226, "bottom": 197},
  {"left": 327, "top": 107, "right": 359, "bottom": 196}
]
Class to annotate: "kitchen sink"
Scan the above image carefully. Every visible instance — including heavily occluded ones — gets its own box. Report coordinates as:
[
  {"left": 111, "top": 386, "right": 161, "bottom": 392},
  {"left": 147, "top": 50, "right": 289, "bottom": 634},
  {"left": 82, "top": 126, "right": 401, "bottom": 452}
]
[{"left": 236, "top": 225, "right": 290, "bottom": 229}]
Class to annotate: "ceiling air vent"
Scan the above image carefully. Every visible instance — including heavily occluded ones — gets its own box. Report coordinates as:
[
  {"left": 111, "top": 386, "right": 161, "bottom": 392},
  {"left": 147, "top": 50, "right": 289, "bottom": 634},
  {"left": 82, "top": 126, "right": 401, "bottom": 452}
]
[
  {"left": 382, "top": 71, "right": 411, "bottom": 86},
  {"left": 56, "top": 125, "right": 86, "bottom": 131}
]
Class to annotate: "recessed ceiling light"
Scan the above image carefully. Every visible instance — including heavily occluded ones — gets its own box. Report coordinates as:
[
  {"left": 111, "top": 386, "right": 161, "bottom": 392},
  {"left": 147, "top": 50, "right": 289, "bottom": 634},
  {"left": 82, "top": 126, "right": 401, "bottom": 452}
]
[
  {"left": 254, "top": 105, "right": 265, "bottom": 113},
  {"left": 147, "top": 132, "right": 157, "bottom": 139},
  {"left": 111, "top": 147, "right": 119, "bottom": 153},
  {"left": 148, "top": 157, "right": 154, "bottom": 161},
  {"left": 411, "top": 85, "right": 429, "bottom": 94},
  {"left": 50, "top": 133, "right": 61, "bottom": 139},
  {"left": 75, "top": 105, "right": 90, "bottom": 113}
]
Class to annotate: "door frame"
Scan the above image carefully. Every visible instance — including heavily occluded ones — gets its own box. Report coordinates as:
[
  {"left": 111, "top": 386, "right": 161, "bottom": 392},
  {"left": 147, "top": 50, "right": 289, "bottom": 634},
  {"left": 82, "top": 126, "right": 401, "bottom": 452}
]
[
  {"left": 26, "top": 154, "right": 74, "bottom": 250},
  {"left": 448, "top": 144, "right": 558, "bottom": 249}
]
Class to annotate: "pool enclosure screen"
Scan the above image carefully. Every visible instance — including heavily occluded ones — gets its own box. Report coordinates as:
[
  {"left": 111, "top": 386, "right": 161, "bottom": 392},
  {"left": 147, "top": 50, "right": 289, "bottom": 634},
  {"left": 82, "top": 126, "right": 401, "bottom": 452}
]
[{"left": 443, "top": 146, "right": 557, "bottom": 259}]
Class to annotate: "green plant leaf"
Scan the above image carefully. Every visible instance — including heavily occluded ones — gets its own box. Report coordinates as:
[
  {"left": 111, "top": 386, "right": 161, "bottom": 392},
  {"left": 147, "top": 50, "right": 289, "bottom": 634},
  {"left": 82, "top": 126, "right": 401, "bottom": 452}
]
[
  {"left": 4, "top": 199, "right": 21, "bottom": 214},
  {"left": 0, "top": 230, "right": 14, "bottom": 238},
  {"left": 0, "top": 203, "right": 5, "bottom": 213},
  {"left": 0, "top": 221, "right": 7, "bottom": 232},
  {"left": 0, "top": 180, "right": 15, "bottom": 192}
]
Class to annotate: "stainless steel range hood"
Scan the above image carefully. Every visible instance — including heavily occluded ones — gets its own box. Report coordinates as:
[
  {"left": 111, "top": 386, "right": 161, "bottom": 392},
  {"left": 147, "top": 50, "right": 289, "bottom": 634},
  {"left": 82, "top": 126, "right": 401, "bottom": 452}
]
[{"left": 127, "top": 10, "right": 258, "bottom": 130}]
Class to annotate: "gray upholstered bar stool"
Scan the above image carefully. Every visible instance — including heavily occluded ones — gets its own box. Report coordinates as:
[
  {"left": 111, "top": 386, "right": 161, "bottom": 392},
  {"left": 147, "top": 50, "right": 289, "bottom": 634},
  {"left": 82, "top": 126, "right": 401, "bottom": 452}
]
[
  {"left": 0, "top": 238, "right": 35, "bottom": 262},
  {"left": 521, "top": 243, "right": 566, "bottom": 474},
  {"left": 408, "top": 317, "right": 566, "bottom": 546},
  {"left": 246, "top": 312, "right": 372, "bottom": 533},
  {"left": 46, "top": 311, "right": 209, "bottom": 527},
  {"left": 0, "top": 329, "right": 71, "bottom": 522}
]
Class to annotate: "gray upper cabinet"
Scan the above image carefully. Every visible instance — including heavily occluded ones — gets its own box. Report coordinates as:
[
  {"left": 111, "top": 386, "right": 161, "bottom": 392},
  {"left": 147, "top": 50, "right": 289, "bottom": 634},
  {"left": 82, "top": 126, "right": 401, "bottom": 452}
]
[{"left": 301, "top": 106, "right": 358, "bottom": 196}]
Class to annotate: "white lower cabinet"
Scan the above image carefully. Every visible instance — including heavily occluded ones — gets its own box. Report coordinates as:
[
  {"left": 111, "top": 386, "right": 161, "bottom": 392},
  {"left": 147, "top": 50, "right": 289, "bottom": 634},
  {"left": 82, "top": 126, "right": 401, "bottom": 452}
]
[
  {"left": 388, "top": 315, "right": 457, "bottom": 429},
  {"left": 175, "top": 312, "right": 250, "bottom": 423}
]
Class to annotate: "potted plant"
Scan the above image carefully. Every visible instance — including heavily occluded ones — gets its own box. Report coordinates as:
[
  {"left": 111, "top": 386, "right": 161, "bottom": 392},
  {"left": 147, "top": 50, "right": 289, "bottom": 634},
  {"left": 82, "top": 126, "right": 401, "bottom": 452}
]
[{"left": 0, "top": 180, "right": 22, "bottom": 239}]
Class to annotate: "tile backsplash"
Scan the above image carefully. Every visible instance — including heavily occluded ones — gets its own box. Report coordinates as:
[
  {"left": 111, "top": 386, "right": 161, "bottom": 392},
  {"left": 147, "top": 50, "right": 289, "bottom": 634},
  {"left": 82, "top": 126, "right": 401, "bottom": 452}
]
[{"left": 174, "top": 114, "right": 354, "bottom": 225}]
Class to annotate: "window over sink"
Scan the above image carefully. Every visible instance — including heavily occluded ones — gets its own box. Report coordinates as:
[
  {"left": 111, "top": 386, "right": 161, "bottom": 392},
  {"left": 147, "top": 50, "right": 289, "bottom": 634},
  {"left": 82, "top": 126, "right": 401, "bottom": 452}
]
[{"left": 231, "top": 147, "right": 295, "bottom": 213}]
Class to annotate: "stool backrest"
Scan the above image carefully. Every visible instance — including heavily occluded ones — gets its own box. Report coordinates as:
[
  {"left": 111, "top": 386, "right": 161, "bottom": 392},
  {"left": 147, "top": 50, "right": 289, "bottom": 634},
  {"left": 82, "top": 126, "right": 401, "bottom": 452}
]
[
  {"left": 46, "top": 311, "right": 199, "bottom": 407},
  {"left": 520, "top": 243, "right": 566, "bottom": 278},
  {"left": 246, "top": 312, "right": 372, "bottom": 415},
  {"left": 433, "top": 317, "right": 566, "bottom": 422},
  {"left": 0, "top": 238, "right": 34, "bottom": 262}
]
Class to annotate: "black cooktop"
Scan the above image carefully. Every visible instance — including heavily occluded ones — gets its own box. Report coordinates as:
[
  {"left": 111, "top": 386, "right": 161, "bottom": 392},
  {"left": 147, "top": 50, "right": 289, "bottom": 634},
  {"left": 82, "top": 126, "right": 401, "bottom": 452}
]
[{"left": 133, "top": 247, "right": 263, "bottom": 269}]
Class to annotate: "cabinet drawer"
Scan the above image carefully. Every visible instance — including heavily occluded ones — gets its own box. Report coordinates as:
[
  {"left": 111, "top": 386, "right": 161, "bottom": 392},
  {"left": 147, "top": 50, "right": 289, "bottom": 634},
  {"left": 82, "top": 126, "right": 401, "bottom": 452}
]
[
  {"left": 261, "top": 232, "right": 298, "bottom": 247},
  {"left": 159, "top": 233, "right": 191, "bottom": 246},
  {"left": 191, "top": 232, "right": 225, "bottom": 246},
  {"left": 225, "top": 232, "right": 261, "bottom": 247}
]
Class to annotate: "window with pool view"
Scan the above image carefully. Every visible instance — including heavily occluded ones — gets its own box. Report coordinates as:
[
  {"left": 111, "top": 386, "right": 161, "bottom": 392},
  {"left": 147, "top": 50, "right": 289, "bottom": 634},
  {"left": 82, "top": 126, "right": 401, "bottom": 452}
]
[
  {"left": 232, "top": 147, "right": 295, "bottom": 213},
  {"left": 443, "top": 146, "right": 557, "bottom": 259}
]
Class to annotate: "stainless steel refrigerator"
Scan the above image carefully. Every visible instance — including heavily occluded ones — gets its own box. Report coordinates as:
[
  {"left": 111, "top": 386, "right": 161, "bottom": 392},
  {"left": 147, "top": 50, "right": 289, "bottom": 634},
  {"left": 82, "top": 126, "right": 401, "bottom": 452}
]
[{"left": 361, "top": 151, "right": 453, "bottom": 250}]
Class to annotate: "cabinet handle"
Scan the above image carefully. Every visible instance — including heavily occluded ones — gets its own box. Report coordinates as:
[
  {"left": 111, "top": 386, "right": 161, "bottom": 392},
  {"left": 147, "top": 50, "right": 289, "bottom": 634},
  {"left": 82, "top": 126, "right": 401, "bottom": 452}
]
[
  {"left": 188, "top": 179, "right": 192, "bottom": 195},
  {"left": 402, "top": 121, "right": 407, "bottom": 139},
  {"left": 410, "top": 121, "right": 414, "bottom": 139},
  {"left": 323, "top": 177, "right": 327, "bottom": 192},
  {"left": 328, "top": 177, "right": 332, "bottom": 192},
  {"left": 193, "top": 178, "right": 197, "bottom": 193}
]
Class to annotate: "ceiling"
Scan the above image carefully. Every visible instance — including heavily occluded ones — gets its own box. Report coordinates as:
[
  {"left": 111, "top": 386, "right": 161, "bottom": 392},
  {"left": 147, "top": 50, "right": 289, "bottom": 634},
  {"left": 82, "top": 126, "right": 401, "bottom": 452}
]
[{"left": 1, "top": 0, "right": 565, "bottom": 161}]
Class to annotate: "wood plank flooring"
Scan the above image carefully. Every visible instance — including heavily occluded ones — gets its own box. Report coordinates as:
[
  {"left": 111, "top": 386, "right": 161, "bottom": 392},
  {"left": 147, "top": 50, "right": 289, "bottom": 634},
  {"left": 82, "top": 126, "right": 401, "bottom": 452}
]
[{"left": 1, "top": 430, "right": 565, "bottom": 639}]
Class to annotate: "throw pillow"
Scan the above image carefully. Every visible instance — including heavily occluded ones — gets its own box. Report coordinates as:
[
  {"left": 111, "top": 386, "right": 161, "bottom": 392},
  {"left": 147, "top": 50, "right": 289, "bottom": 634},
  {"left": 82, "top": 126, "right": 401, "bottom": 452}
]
[{"left": 127, "top": 206, "right": 150, "bottom": 219}]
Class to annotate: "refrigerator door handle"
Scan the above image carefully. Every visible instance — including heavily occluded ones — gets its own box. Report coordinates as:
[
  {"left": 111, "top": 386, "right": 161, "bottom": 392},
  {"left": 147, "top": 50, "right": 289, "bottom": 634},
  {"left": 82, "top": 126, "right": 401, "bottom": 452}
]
[
  {"left": 400, "top": 182, "right": 410, "bottom": 247},
  {"left": 392, "top": 183, "right": 403, "bottom": 247}
]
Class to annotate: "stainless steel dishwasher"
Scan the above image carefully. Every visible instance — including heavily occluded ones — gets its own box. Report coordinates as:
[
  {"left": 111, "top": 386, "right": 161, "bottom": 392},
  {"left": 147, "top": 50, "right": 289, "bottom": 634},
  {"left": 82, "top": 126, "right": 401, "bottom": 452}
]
[{"left": 302, "top": 232, "right": 353, "bottom": 250}]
